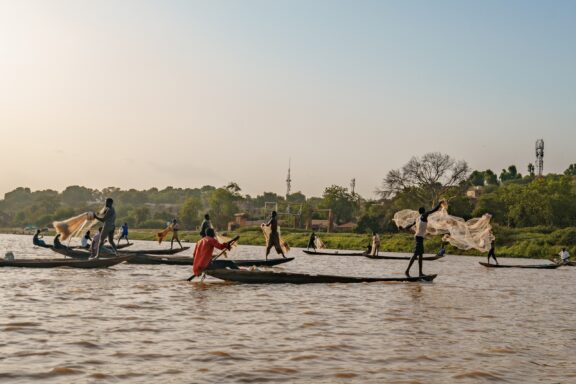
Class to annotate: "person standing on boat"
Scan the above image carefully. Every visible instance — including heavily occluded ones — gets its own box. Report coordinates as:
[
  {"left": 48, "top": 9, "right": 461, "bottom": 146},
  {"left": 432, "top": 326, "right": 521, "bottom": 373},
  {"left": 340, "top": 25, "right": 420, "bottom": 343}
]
[
  {"left": 33, "top": 229, "right": 47, "bottom": 247},
  {"left": 192, "top": 228, "right": 231, "bottom": 277},
  {"left": 559, "top": 248, "right": 570, "bottom": 264},
  {"left": 93, "top": 198, "right": 117, "bottom": 258},
  {"left": 487, "top": 238, "right": 498, "bottom": 264},
  {"left": 307, "top": 232, "right": 317, "bottom": 251},
  {"left": 371, "top": 232, "right": 381, "bottom": 256},
  {"left": 170, "top": 219, "right": 183, "bottom": 249},
  {"left": 403, "top": 200, "right": 445, "bottom": 277},
  {"left": 118, "top": 222, "right": 129, "bottom": 245},
  {"left": 81, "top": 230, "right": 92, "bottom": 249},
  {"left": 264, "top": 211, "right": 286, "bottom": 260},
  {"left": 199, "top": 214, "right": 212, "bottom": 238}
]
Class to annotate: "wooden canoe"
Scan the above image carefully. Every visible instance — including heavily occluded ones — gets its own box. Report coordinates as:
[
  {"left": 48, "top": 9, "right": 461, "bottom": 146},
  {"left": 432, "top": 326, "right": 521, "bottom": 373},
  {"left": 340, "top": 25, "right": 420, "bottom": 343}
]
[
  {"left": 302, "top": 250, "right": 367, "bottom": 256},
  {"left": 0, "top": 255, "right": 133, "bottom": 269},
  {"left": 479, "top": 262, "right": 560, "bottom": 269},
  {"left": 126, "top": 255, "right": 294, "bottom": 267},
  {"left": 364, "top": 254, "right": 445, "bottom": 261},
  {"left": 120, "top": 247, "right": 190, "bottom": 255},
  {"left": 205, "top": 268, "right": 437, "bottom": 284}
]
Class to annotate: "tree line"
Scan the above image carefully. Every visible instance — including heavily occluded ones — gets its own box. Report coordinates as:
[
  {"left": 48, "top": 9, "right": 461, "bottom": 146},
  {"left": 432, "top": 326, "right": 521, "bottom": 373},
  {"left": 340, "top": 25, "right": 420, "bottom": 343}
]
[{"left": 1, "top": 154, "right": 576, "bottom": 234}]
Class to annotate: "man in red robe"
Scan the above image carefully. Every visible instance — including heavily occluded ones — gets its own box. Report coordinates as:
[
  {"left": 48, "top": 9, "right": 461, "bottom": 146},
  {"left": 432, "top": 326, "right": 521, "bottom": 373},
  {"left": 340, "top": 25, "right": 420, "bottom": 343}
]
[{"left": 192, "top": 228, "right": 231, "bottom": 276}]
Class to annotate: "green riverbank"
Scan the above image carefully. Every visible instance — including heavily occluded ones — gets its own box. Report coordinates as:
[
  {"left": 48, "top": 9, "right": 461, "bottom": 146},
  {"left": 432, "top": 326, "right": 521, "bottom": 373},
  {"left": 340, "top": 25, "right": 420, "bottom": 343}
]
[{"left": 4, "top": 225, "right": 574, "bottom": 259}]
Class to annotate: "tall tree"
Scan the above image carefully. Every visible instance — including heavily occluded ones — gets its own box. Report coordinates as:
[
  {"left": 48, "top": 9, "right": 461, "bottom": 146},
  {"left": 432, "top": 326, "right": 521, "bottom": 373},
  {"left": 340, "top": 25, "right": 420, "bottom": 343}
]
[
  {"left": 565, "top": 164, "right": 576, "bottom": 176},
  {"left": 377, "top": 152, "right": 469, "bottom": 205},
  {"left": 319, "top": 185, "right": 358, "bottom": 224}
]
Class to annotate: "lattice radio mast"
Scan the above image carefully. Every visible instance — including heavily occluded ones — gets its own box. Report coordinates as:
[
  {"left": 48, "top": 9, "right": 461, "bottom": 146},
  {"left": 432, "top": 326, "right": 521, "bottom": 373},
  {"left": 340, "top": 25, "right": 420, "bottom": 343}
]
[
  {"left": 286, "top": 158, "right": 292, "bottom": 198},
  {"left": 535, "top": 139, "right": 544, "bottom": 177}
]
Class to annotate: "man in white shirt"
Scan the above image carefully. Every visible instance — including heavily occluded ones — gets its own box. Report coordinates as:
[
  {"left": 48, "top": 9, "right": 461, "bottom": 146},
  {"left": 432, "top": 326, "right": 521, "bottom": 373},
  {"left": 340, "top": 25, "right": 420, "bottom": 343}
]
[{"left": 559, "top": 248, "right": 570, "bottom": 264}]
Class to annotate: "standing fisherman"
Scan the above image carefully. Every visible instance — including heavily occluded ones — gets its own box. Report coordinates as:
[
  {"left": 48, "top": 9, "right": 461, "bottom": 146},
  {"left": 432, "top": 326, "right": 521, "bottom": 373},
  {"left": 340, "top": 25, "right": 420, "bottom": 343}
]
[
  {"left": 263, "top": 211, "right": 286, "bottom": 260},
  {"left": 118, "top": 222, "right": 129, "bottom": 245},
  {"left": 403, "top": 201, "right": 444, "bottom": 277},
  {"left": 170, "top": 219, "right": 183, "bottom": 250},
  {"left": 92, "top": 198, "right": 116, "bottom": 259},
  {"left": 307, "top": 232, "right": 317, "bottom": 251},
  {"left": 487, "top": 238, "right": 498, "bottom": 264},
  {"left": 371, "top": 232, "right": 381, "bottom": 256}
]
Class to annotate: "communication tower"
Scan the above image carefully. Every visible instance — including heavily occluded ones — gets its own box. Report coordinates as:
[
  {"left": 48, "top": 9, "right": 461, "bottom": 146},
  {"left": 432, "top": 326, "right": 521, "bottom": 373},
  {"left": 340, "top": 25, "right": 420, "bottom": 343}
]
[
  {"left": 535, "top": 139, "right": 544, "bottom": 177},
  {"left": 286, "top": 158, "right": 292, "bottom": 198},
  {"left": 350, "top": 178, "right": 356, "bottom": 195}
]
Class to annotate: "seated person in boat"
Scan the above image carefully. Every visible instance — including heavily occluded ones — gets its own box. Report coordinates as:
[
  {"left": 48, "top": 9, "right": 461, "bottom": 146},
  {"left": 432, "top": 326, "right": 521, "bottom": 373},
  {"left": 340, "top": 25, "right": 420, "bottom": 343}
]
[
  {"left": 90, "top": 227, "right": 115, "bottom": 258},
  {"left": 307, "top": 232, "right": 317, "bottom": 251},
  {"left": 436, "top": 241, "right": 446, "bottom": 257},
  {"left": 559, "top": 248, "right": 570, "bottom": 264},
  {"left": 118, "top": 222, "right": 129, "bottom": 245},
  {"left": 81, "top": 230, "right": 92, "bottom": 249},
  {"left": 192, "top": 228, "right": 231, "bottom": 277},
  {"left": 33, "top": 229, "right": 47, "bottom": 247},
  {"left": 53, "top": 233, "right": 68, "bottom": 249}
]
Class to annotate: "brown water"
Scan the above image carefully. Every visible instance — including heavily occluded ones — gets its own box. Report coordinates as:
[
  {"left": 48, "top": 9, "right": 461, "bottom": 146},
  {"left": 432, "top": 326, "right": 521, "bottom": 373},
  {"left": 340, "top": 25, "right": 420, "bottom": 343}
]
[{"left": 1, "top": 234, "right": 575, "bottom": 383}]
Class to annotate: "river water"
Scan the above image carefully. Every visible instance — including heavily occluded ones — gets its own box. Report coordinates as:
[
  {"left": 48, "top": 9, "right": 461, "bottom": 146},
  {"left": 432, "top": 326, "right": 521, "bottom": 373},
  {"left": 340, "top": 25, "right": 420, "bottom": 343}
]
[{"left": 0, "top": 234, "right": 574, "bottom": 383}]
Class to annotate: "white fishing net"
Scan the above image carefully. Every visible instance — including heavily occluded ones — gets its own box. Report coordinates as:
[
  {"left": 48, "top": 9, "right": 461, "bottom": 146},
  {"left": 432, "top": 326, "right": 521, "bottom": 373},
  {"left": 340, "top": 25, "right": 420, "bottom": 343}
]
[
  {"left": 393, "top": 207, "right": 494, "bottom": 252},
  {"left": 53, "top": 212, "right": 96, "bottom": 241},
  {"left": 314, "top": 236, "right": 325, "bottom": 249}
]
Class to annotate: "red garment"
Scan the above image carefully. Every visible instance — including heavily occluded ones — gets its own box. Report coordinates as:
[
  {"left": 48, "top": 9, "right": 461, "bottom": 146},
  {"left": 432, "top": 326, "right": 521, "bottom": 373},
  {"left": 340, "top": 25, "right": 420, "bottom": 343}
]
[{"left": 192, "top": 236, "right": 227, "bottom": 276}]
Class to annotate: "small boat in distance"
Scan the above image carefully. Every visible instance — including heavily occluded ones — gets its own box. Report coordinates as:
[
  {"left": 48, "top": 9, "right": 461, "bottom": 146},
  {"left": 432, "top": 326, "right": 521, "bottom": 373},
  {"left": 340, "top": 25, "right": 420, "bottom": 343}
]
[{"left": 479, "top": 262, "right": 560, "bottom": 269}]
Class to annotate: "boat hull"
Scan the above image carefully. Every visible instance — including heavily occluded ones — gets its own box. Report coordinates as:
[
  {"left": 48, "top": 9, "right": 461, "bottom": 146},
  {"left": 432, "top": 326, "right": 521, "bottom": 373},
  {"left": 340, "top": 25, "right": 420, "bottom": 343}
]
[
  {"left": 479, "top": 262, "right": 559, "bottom": 269},
  {"left": 0, "top": 255, "right": 133, "bottom": 268},
  {"left": 205, "top": 269, "right": 437, "bottom": 284}
]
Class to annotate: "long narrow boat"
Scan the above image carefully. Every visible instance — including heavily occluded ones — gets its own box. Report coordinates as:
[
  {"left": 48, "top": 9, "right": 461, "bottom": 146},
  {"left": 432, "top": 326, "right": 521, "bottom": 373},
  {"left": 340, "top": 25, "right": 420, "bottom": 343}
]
[
  {"left": 364, "top": 254, "right": 445, "bottom": 261},
  {"left": 120, "top": 247, "right": 190, "bottom": 255},
  {"left": 479, "top": 262, "right": 560, "bottom": 269},
  {"left": 0, "top": 255, "right": 133, "bottom": 269},
  {"left": 205, "top": 268, "right": 437, "bottom": 284},
  {"left": 52, "top": 246, "right": 190, "bottom": 259},
  {"left": 302, "top": 250, "right": 367, "bottom": 256},
  {"left": 126, "top": 255, "right": 294, "bottom": 267}
]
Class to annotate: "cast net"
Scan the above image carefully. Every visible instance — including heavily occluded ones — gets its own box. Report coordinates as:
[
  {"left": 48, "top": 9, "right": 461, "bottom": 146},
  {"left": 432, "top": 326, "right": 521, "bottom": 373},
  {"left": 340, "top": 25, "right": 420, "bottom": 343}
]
[
  {"left": 314, "top": 236, "right": 325, "bottom": 249},
  {"left": 392, "top": 205, "right": 494, "bottom": 252},
  {"left": 53, "top": 212, "right": 96, "bottom": 242}
]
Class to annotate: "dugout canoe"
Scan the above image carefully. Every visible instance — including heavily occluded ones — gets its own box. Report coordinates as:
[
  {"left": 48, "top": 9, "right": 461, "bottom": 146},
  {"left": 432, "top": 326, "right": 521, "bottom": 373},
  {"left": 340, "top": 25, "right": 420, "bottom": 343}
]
[
  {"left": 548, "top": 258, "right": 576, "bottom": 266},
  {"left": 205, "top": 268, "right": 437, "bottom": 284},
  {"left": 0, "top": 255, "right": 133, "bottom": 269},
  {"left": 126, "top": 255, "right": 294, "bottom": 266},
  {"left": 364, "top": 254, "right": 445, "bottom": 261},
  {"left": 120, "top": 247, "right": 190, "bottom": 255},
  {"left": 302, "top": 250, "right": 367, "bottom": 256},
  {"left": 479, "top": 262, "right": 560, "bottom": 269}
]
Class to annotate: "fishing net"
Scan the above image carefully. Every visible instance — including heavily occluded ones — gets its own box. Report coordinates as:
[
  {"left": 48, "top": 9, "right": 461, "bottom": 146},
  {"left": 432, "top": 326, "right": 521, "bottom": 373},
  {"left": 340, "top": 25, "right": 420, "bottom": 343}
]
[
  {"left": 314, "top": 236, "right": 325, "bottom": 249},
  {"left": 53, "top": 212, "right": 96, "bottom": 242},
  {"left": 261, "top": 224, "right": 290, "bottom": 254},
  {"left": 156, "top": 225, "right": 173, "bottom": 244},
  {"left": 393, "top": 206, "right": 494, "bottom": 252}
]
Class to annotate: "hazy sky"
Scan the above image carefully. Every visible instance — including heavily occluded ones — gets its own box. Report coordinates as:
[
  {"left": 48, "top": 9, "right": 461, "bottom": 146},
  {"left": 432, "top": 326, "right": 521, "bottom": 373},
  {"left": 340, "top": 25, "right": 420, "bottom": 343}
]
[{"left": 1, "top": 0, "right": 574, "bottom": 199}]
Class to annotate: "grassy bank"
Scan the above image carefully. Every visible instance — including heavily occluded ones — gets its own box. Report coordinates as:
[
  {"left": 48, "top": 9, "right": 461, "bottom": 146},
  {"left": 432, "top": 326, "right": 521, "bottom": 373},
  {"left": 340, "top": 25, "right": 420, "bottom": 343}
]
[{"left": 3, "top": 225, "right": 574, "bottom": 259}]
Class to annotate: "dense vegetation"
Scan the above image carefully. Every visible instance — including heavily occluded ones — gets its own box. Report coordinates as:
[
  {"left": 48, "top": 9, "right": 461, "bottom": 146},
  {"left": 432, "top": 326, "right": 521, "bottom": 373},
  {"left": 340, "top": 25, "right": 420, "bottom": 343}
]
[{"left": 1, "top": 155, "right": 575, "bottom": 258}]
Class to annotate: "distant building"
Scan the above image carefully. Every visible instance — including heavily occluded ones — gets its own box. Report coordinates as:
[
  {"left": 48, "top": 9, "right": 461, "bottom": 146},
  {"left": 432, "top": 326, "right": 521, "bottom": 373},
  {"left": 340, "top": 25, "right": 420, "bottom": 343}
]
[{"left": 466, "top": 186, "right": 483, "bottom": 199}]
